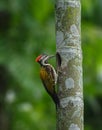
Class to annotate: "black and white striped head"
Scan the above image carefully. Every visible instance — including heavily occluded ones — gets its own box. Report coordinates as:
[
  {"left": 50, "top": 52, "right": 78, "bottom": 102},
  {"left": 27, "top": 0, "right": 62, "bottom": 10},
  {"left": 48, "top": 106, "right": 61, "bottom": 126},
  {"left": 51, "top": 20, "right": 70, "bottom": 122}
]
[{"left": 35, "top": 54, "right": 54, "bottom": 66}]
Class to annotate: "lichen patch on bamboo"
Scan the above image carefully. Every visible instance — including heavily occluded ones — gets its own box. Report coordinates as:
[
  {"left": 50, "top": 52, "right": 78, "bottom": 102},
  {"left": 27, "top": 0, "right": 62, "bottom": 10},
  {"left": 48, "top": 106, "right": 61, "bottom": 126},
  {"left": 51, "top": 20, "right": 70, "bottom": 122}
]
[
  {"left": 69, "top": 123, "right": 80, "bottom": 130},
  {"left": 56, "top": 31, "right": 64, "bottom": 46},
  {"left": 70, "top": 24, "right": 79, "bottom": 36},
  {"left": 65, "top": 78, "right": 74, "bottom": 89},
  {"left": 72, "top": 108, "right": 81, "bottom": 119},
  {"left": 60, "top": 96, "right": 83, "bottom": 108}
]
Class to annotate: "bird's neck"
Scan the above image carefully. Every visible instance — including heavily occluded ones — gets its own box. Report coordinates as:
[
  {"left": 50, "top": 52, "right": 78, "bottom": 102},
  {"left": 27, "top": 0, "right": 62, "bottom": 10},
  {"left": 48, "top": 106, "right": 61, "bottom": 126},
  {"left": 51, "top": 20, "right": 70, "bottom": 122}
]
[{"left": 41, "top": 63, "right": 50, "bottom": 67}]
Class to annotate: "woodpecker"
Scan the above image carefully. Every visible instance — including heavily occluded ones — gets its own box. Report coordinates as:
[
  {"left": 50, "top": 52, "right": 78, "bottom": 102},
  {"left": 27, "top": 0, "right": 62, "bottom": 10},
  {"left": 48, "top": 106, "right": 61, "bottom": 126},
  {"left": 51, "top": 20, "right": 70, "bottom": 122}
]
[{"left": 35, "top": 54, "right": 60, "bottom": 107}]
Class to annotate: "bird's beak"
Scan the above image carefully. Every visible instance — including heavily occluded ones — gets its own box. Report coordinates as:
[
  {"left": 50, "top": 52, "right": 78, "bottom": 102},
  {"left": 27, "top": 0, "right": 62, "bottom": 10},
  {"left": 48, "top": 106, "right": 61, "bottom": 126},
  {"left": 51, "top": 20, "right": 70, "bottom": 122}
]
[{"left": 47, "top": 55, "right": 55, "bottom": 60}]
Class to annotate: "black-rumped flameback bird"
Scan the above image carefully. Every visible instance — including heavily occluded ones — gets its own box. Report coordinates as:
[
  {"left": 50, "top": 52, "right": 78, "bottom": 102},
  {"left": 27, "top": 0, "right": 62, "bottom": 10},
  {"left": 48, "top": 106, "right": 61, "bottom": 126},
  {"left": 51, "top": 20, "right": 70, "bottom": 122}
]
[{"left": 35, "top": 54, "right": 60, "bottom": 107}]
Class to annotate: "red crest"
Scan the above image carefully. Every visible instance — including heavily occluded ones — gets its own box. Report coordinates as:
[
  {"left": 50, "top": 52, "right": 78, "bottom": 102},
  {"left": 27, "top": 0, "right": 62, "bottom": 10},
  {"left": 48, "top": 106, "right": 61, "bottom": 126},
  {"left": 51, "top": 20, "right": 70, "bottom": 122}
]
[{"left": 35, "top": 55, "right": 42, "bottom": 62}]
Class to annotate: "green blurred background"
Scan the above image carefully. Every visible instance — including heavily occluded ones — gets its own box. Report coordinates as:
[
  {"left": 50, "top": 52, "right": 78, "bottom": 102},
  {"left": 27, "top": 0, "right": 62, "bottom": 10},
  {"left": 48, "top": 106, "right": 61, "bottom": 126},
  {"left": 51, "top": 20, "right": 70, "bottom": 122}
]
[{"left": 0, "top": 0, "right": 102, "bottom": 130}]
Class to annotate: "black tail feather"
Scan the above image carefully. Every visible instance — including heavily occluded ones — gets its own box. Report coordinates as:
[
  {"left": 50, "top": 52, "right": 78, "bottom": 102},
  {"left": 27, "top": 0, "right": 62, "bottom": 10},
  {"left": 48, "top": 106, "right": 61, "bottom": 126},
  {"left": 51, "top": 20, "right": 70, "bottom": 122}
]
[{"left": 51, "top": 93, "right": 60, "bottom": 108}]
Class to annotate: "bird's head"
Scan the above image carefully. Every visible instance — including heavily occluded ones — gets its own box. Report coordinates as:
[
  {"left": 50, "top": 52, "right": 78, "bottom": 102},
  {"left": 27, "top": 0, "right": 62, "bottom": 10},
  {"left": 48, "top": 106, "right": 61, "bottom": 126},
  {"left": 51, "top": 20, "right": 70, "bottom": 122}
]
[{"left": 35, "top": 54, "right": 54, "bottom": 66}]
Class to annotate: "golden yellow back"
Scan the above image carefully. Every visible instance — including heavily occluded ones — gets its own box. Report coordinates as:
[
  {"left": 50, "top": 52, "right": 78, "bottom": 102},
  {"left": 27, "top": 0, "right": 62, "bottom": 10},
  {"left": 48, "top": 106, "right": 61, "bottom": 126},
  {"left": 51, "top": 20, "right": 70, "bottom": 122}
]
[{"left": 40, "top": 66, "right": 55, "bottom": 95}]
